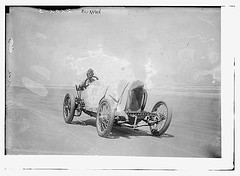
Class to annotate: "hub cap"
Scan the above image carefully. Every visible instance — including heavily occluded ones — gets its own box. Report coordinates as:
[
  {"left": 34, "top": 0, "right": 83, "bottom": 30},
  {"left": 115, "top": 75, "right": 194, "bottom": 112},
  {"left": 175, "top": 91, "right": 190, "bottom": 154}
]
[
  {"left": 64, "top": 97, "right": 71, "bottom": 117},
  {"left": 98, "top": 102, "right": 110, "bottom": 132},
  {"left": 151, "top": 103, "right": 167, "bottom": 131}
]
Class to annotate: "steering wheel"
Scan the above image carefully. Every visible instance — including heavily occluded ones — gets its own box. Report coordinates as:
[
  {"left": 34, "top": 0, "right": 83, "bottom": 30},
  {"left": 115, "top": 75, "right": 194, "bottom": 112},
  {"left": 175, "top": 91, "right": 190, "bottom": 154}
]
[{"left": 84, "top": 75, "right": 99, "bottom": 88}]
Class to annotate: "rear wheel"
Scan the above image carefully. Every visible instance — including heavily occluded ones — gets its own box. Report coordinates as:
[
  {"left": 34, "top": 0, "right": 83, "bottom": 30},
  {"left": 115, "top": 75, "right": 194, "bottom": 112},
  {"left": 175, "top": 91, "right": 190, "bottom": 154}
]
[
  {"left": 150, "top": 101, "right": 172, "bottom": 136},
  {"left": 96, "top": 99, "right": 114, "bottom": 137},
  {"left": 63, "top": 93, "right": 76, "bottom": 124}
]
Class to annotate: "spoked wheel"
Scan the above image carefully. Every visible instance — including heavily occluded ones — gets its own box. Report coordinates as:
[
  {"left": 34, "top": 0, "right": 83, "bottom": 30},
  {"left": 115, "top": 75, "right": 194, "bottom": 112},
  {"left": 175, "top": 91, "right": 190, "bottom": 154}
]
[
  {"left": 63, "top": 93, "right": 76, "bottom": 124},
  {"left": 96, "top": 99, "right": 114, "bottom": 137},
  {"left": 150, "top": 101, "right": 172, "bottom": 136}
]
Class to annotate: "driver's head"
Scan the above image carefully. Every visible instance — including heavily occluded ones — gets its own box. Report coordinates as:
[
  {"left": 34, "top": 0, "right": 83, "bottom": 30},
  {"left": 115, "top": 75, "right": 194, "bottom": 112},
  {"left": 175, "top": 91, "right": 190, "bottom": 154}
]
[{"left": 86, "top": 68, "right": 94, "bottom": 78}]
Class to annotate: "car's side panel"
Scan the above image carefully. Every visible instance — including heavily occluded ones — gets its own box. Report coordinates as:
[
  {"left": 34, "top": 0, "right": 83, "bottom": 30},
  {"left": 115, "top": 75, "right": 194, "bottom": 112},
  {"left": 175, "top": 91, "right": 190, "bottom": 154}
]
[
  {"left": 116, "top": 82, "right": 131, "bottom": 112},
  {"left": 81, "top": 80, "right": 106, "bottom": 111}
]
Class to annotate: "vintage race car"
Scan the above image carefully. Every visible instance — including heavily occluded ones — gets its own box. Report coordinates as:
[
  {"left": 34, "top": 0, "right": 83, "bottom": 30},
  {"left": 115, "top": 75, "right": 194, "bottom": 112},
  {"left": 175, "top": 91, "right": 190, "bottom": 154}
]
[{"left": 63, "top": 76, "right": 172, "bottom": 137}]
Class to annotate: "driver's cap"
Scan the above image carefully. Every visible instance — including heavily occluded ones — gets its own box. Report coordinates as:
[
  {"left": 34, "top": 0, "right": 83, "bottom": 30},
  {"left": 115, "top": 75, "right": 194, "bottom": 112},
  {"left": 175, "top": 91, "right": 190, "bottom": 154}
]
[{"left": 87, "top": 68, "right": 94, "bottom": 77}]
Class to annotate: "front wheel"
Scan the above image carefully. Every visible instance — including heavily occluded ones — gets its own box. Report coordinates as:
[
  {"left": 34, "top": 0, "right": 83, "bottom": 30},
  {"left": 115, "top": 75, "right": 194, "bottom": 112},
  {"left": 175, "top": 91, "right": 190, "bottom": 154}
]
[
  {"left": 63, "top": 93, "right": 76, "bottom": 124},
  {"left": 96, "top": 99, "right": 114, "bottom": 137},
  {"left": 150, "top": 101, "right": 172, "bottom": 136}
]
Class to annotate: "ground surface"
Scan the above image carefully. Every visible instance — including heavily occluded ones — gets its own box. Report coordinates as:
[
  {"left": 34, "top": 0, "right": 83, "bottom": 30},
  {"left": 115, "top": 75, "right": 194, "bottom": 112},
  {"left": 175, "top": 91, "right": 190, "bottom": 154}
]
[{"left": 5, "top": 86, "right": 221, "bottom": 157}]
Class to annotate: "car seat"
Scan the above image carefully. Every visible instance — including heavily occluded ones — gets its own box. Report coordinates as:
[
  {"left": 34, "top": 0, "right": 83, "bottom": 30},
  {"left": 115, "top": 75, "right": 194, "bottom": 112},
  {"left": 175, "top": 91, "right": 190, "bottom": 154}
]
[{"left": 125, "top": 80, "right": 147, "bottom": 112}]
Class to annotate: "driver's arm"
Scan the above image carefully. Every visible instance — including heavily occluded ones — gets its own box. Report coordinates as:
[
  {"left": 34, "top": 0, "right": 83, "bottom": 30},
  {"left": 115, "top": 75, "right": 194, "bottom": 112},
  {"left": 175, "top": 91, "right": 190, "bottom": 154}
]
[
  {"left": 79, "top": 80, "right": 86, "bottom": 90},
  {"left": 84, "top": 78, "right": 90, "bottom": 88}
]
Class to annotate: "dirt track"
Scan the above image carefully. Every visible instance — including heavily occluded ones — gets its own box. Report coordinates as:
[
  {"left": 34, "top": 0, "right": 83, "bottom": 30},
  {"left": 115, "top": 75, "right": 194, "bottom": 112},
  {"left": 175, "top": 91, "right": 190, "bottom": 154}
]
[{"left": 6, "top": 86, "right": 221, "bottom": 157}]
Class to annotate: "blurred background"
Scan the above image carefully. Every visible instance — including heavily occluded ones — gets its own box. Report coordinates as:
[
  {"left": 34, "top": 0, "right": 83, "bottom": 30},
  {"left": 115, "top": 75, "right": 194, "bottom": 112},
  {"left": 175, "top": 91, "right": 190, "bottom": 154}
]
[{"left": 6, "top": 7, "right": 220, "bottom": 89}]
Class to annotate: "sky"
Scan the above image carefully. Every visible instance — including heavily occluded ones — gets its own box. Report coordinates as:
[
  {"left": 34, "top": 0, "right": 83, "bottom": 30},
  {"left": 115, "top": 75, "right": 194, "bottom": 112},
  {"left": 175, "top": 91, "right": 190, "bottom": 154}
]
[{"left": 6, "top": 7, "right": 221, "bottom": 89}]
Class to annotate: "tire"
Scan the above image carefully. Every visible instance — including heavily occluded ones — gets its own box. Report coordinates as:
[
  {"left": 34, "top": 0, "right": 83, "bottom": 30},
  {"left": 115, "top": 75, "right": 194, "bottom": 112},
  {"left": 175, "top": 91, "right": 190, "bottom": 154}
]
[
  {"left": 96, "top": 99, "right": 114, "bottom": 137},
  {"left": 150, "top": 101, "right": 172, "bottom": 136},
  {"left": 63, "top": 93, "right": 76, "bottom": 124}
]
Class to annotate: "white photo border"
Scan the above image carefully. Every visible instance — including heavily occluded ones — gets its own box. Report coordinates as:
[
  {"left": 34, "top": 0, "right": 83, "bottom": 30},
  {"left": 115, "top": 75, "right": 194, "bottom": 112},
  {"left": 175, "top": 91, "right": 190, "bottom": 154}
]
[{"left": 0, "top": 0, "right": 239, "bottom": 175}]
